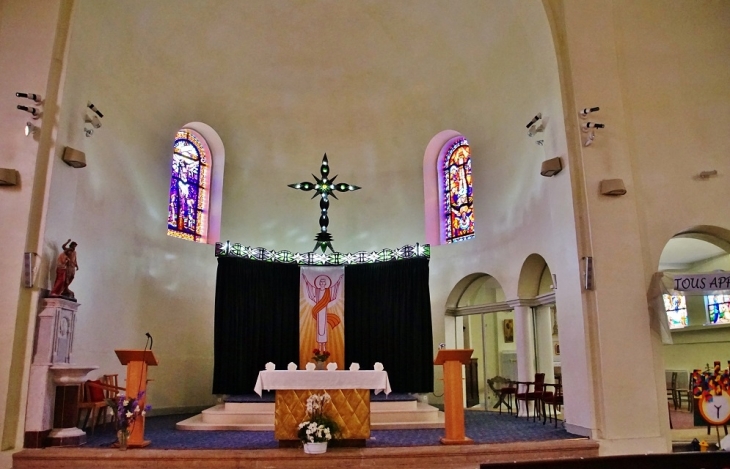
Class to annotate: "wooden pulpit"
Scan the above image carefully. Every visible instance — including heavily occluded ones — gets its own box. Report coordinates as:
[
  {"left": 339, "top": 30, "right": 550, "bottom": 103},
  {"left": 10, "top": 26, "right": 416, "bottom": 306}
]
[
  {"left": 434, "top": 349, "right": 474, "bottom": 445},
  {"left": 115, "top": 349, "right": 158, "bottom": 448}
]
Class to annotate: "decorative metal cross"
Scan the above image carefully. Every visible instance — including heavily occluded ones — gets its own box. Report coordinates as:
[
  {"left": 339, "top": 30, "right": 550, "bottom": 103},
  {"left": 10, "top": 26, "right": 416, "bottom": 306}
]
[{"left": 288, "top": 154, "right": 361, "bottom": 253}]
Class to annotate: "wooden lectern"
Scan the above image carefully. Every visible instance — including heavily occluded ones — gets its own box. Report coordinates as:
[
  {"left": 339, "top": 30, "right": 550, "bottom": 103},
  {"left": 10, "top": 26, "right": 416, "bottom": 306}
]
[
  {"left": 115, "top": 349, "right": 158, "bottom": 448},
  {"left": 434, "top": 349, "right": 474, "bottom": 445}
]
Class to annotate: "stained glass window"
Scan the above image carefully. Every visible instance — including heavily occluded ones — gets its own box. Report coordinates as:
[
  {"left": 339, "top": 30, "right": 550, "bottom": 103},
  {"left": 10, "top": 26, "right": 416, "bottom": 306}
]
[
  {"left": 167, "top": 129, "right": 210, "bottom": 243},
  {"left": 706, "top": 294, "right": 730, "bottom": 325},
  {"left": 663, "top": 293, "right": 688, "bottom": 329},
  {"left": 443, "top": 137, "right": 474, "bottom": 243}
]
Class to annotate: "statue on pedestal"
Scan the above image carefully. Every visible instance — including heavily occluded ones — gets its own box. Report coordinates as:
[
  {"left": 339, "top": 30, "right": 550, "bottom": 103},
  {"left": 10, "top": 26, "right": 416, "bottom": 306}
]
[{"left": 50, "top": 239, "right": 79, "bottom": 300}]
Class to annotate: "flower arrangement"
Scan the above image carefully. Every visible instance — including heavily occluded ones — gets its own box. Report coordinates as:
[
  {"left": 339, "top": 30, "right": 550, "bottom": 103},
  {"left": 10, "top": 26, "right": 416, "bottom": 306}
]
[
  {"left": 312, "top": 348, "right": 330, "bottom": 362},
  {"left": 297, "top": 392, "right": 339, "bottom": 444},
  {"left": 107, "top": 391, "right": 151, "bottom": 435}
]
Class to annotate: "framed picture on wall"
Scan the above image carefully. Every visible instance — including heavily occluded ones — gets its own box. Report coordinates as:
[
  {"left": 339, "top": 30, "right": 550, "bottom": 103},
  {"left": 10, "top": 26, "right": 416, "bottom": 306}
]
[
  {"left": 554, "top": 342, "right": 560, "bottom": 356},
  {"left": 552, "top": 308, "right": 558, "bottom": 336},
  {"left": 503, "top": 319, "right": 514, "bottom": 343}
]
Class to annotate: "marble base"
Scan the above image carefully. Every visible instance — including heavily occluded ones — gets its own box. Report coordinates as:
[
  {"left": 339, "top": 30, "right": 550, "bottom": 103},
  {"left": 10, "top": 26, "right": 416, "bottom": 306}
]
[{"left": 46, "top": 427, "right": 87, "bottom": 447}]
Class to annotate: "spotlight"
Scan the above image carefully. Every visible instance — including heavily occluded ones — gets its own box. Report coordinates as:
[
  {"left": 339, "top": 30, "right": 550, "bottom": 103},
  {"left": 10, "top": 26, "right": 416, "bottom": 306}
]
[
  {"left": 581, "top": 122, "right": 604, "bottom": 132},
  {"left": 16, "top": 92, "right": 42, "bottom": 104},
  {"left": 24, "top": 122, "right": 39, "bottom": 137},
  {"left": 525, "top": 113, "right": 542, "bottom": 129},
  {"left": 85, "top": 115, "right": 102, "bottom": 129},
  {"left": 528, "top": 123, "right": 545, "bottom": 137},
  {"left": 87, "top": 101, "right": 103, "bottom": 118},
  {"left": 17, "top": 105, "right": 40, "bottom": 119},
  {"left": 698, "top": 170, "right": 718, "bottom": 180},
  {"left": 579, "top": 106, "right": 600, "bottom": 118},
  {"left": 583, "top": 131, "right": 595, "bottom": 147}
]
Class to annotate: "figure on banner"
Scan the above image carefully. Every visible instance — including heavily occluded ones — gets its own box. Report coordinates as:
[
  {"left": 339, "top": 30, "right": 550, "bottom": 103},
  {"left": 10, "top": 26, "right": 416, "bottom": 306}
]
[{"left": 303, "top": 273, "right": 343, "bottom": 352}]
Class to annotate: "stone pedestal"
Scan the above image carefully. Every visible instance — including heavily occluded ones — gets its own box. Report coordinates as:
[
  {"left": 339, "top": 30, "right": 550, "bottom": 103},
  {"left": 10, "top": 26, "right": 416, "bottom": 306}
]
[{"left": 24, "top": 298, "right": 97, "bottom": 448}]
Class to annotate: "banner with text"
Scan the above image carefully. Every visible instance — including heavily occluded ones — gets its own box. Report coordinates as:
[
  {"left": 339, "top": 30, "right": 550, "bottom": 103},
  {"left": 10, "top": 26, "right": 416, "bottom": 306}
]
[
  {"left": 299, "top": 266, "right": 345, "bottom": 370},
  {"left": 672, "top": 272, "right": 730, "bottom": 292}
]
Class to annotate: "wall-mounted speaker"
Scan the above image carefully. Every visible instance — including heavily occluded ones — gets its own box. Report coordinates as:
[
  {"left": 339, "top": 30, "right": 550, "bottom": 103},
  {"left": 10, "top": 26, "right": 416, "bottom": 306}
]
[
  {"left": 62, "top": 147, "right": 86, "bottom": 168},
  {"left": 0, "top": 168, "right": 19, "bottom": 186},
  {"left": 540, "top": 157, "right": 563, "bottom": 177},
  {"left": 600, "top": 179, "right": 626, "bottom": 196}
]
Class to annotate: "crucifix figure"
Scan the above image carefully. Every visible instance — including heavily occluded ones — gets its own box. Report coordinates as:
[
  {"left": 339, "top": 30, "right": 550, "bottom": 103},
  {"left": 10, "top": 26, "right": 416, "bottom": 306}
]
[{"left": 288, "top": 154, "right": 361, "bottom": 253}]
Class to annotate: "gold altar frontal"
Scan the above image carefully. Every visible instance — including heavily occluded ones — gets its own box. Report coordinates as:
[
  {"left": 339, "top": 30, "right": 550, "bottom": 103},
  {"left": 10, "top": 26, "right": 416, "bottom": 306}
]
[{"left": 274, "top": 389, "right": 370, "bottom": 441}]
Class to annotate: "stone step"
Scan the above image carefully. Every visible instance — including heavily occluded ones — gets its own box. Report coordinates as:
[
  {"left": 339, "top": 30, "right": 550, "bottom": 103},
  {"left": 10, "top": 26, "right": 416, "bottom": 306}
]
[{"left": 176, "top": 401, "right": 444, "bottom": 431}]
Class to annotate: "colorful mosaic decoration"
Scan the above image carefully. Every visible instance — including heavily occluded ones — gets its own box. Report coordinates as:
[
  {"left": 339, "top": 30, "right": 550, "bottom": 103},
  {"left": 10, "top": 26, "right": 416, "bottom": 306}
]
[
  {"left": 663, "top": 293, "right": 688, "bottom": 329},
  {"left": 168, "top": 129, "right": 209, "bottom": 242},
  {"left": 706, "top": 294, "right": 730, "bottom": 325},
  {"left": 692, "top": 362, "right": 730, "bottom": 427},
  {"left": 443, "top": 137, "right": 474, "bottom": 243},
  {"left": 215, "top": 242, "right": 429, "bottom": 265}
]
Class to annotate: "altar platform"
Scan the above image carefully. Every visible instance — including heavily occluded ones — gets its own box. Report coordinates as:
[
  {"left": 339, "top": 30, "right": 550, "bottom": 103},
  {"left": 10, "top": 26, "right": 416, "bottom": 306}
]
[{"left": 176, "top": 392, "right": 445, "bottom": 431}]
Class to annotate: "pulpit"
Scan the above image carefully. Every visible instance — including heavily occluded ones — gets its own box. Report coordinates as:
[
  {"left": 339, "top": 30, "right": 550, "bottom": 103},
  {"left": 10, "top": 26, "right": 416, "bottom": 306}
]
[
  {"left": 434, "top": 349, "right": 474, "bottom": 445},
  {"left": 115, "top": 349, "right": 158, "bottom": 448}
]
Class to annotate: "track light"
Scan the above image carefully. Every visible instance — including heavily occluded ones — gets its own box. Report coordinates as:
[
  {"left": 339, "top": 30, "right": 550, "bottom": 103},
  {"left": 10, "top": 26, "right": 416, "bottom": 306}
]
[
  {"left": 583, "top": 131, "right": 595, "bottom": 147},
  {"left": 87, "top": 101, "right": 103, "bottom": 118},
  {"left": 698, "top": 170, "right": 718, "bottom": 180},
  {"left": 16, "top": 92, "right": 42, "bottom": 104},
  {"left": 581, "top": 122, "right": 604, "bottom": 132},
  {"left": 24, "top": 122, "right": 39, "bottom": 137},
  {"left": 579, "top": 106, "right": 600, "bottom": 118},
  {"left": 526, "top": 113, "right": 542, "bottom": 129},
  {"left": 85, "top": 115, "right": 102, "bottom": 129},
  {"left": 17, "top": 105, "right": 40, "bottom": 119}
]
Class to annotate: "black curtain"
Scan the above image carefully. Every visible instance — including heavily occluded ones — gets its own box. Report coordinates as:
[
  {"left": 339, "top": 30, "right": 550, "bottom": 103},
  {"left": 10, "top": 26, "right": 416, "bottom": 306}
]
[
  {"left": 344, "top": 257, "right": 434, "bottom": 393},
  {"left": 212, "top": 257, "right": 300, "bottom": 394}
]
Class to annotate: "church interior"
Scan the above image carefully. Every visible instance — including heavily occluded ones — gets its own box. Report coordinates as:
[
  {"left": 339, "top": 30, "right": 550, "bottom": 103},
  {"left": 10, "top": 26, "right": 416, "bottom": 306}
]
[{"left": 1, "top": 0, "right": 729, "bottom": 467}]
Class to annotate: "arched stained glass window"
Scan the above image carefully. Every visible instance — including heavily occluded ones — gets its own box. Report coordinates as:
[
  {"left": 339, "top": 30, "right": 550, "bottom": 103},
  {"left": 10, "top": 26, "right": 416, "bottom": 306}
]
[
  {"left": 442, "top": 137, "right": 474, "bottom": 243},
  {"left": 167, "top": 129, "right": 210, "bottom": 243}
]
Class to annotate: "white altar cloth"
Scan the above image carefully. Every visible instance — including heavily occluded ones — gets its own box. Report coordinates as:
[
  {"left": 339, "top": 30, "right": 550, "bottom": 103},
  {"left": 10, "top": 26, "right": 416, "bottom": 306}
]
[{"left": 254, "top": 370, "right": 391, "bottom": 396}]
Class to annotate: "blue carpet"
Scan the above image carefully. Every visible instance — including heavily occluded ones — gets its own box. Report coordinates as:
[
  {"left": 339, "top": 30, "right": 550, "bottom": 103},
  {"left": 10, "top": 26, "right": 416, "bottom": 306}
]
[{"left": 84, "top": 410, "right": 582, "bottom": 450}]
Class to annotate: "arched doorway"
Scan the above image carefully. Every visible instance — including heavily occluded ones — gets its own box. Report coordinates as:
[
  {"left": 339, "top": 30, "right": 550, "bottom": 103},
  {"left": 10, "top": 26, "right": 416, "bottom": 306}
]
[
  {"left": 656, "top": 226, "right": 730, "bottom": 426},
  {"left": 445, "top": 273, "right": 512, "bottom": 410}
]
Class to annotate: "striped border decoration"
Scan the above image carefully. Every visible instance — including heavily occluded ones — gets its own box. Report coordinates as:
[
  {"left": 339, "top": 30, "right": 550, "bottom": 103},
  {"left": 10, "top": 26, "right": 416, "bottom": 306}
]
[{"left": 215, "top": 242, "right": 430, "bottom": 265}]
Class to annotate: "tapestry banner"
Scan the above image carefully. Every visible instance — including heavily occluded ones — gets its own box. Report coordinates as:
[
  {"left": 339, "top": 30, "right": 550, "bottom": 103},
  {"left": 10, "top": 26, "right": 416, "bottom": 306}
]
[{"left": 299, "top": 266, "right": 345, "bottom": 370}]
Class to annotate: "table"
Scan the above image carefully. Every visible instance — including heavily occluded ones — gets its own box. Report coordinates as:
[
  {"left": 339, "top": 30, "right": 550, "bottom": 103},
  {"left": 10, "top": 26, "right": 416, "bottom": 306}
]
[{"left": 254, "top": 370, "right": 391, "bottom": 442}]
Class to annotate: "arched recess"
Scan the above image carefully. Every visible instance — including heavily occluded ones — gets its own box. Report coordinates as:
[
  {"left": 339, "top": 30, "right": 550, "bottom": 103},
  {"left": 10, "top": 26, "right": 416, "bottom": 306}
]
[
  {"left": 656, "top": 225, "right": 730, "bottom": 405},
  {"left": 423, "top": 130, "right": 475, "bottom": 246},
  {"left": 444, "top": 273, "right": 513, "bottom": 409},
  {"left": 167, "top": 122, "right": 224, "bottom": 244},
  {"left": 517, "top": 253, "right": 558, "bottom": 386}
]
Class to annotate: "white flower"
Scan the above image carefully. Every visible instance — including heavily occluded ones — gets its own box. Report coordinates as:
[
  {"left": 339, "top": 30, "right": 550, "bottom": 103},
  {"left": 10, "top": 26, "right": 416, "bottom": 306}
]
[
  {"left": 126, "top": 411, "right": 133, "bottom": 419},
  {"left": 123, "top": 400, "right": 129, "bottom": 406}
]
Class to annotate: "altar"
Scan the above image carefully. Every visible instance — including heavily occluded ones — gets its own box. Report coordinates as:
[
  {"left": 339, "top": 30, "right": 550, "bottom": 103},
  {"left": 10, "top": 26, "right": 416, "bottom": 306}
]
[{"left": 254, "top": 370, "right": 391, "bottom": 444}]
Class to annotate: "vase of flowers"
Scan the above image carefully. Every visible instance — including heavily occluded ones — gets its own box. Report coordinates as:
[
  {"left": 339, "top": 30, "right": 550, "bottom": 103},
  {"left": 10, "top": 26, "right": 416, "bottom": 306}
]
[
  {"left": 312, "top": 349, "right": 330, "bottom": 370},
  {"left": 298, "top": 392, "right": 339, "bottom": 453},
  {"left": 107, "top": 391, "right": 151, "bottom": 450}
]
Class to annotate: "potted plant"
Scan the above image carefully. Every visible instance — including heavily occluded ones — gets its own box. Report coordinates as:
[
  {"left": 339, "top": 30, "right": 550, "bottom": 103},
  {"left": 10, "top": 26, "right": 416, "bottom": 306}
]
[
  {"left": 311, "top": 348, "right": 330, "bottom": 370},
  {"left": 298, "top": 392, "right": 339, "bottom": 453}
]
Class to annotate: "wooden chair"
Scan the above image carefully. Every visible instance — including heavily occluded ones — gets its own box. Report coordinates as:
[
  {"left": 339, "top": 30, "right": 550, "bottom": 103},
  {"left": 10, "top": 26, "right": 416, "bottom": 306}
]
[
  {"left": 515, "top": 373, "right": 546, "bottom": 422},
  {"left": 487, "top": 376, "right": 516, "bottom": 415},
  {"left": 542, "top": 381, "right": 563, "bottom": 427},
  {"left": 674, "top": 371, "right": 691, "bottom": 411},
  {"left": 666, "top": 371, "right": 678, "bottom": 410},
  {"left": 77, "top": 375, "right": 125, "bottom": 434}
]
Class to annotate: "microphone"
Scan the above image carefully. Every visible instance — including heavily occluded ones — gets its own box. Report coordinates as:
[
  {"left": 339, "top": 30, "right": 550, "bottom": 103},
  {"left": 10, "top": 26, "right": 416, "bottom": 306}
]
[{"left": 145, "top": 332, "right": 153, "bottom": 350}]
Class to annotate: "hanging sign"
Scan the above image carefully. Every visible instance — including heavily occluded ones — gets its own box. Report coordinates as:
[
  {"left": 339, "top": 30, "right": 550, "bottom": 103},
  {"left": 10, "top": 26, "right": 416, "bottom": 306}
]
[{"left": 672, "top": 272, "right": 730, "bottom": 292}]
